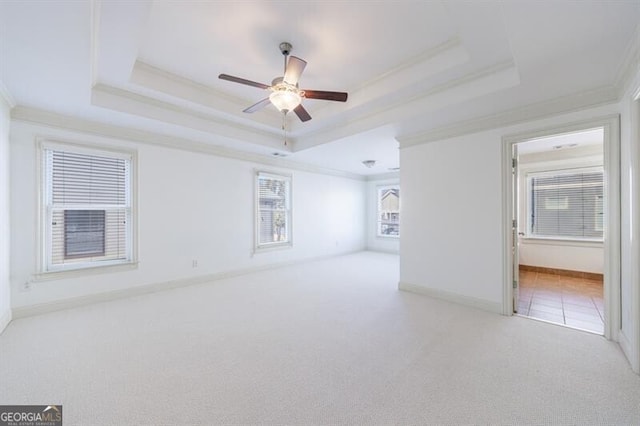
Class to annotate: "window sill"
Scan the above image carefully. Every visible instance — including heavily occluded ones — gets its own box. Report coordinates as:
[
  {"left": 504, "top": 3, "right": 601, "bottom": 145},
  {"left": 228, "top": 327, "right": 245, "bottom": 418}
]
[
  {"left": 520, "top": 237, "right": 603, "bottom": 248},
  {"left": 34, "top": 260, "right": 139, "bottom": 282},
  {"left": 254, "top": 242, "right": 292, "bottom": 253},
  {"left": 376, "top": 235, "right": 400, "bottom": 240}
]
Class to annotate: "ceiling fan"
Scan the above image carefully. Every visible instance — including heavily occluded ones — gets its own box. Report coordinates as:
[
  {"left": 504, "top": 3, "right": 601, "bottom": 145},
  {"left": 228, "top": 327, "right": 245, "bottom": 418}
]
[{"left": 218, "top": 42, "right": 348, "bottom": 122}]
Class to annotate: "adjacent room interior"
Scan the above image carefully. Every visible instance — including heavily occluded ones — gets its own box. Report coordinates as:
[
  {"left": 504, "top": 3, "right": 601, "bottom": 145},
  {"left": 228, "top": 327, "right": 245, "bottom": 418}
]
[
  {"left": 514, "top": 129, "right": 605, "bottom": 334},
  {"left": 1, "top": 1, "right": 640, "bottom": 424}
]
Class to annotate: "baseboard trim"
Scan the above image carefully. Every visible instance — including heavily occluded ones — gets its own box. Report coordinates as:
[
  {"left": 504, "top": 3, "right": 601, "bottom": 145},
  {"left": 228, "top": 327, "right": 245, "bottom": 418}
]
[
  {"left": 12, "top": 250, "right": 362, "bottom": 319},
  {"left": 366, "top": 247, "right": 400, "bottom": 255},
  {"left": 618, "top": 329, "right": 639, "bottom": 374},
  {"left": 0, "top": 309, "right": 12, "bottom": 335},
  {"left": 519, "top": 264, "right": 603, "bottom": 281},
  {"left": 398, "top": 281, "right": 502, "bottom": 314}
]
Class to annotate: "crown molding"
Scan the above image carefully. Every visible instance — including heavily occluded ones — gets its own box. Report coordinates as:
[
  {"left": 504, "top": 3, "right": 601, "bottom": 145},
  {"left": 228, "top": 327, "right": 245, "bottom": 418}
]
[
  {"left": 294, "top": 60, "right": 520, "bottom": 152},
  {"left": 397, "top": 85, "right": 619, "bottom": 148},
  {"left": 366, "top": 171, "right": 400, "bottom": 181},
  {"left": 332, "top": 37, "right": 469, "bottom": 114},
  {"left": 130, "top": 38, "right": 468, "bottom": 136},
  {"left": 10, "top": 106, "right": 365, "bottom": 181},
  {"left": 132, "top": 60, "right": 246, "bottom": 106},
  {"left": 98, "top": 58, "right": 520, "bottom": 156},
  {"left": 89, "top": 0, "right": 101, "bottom": 87},
  {"left": 91, "top": 83, "right": 289, "bottom": 150},
  {"left": 614, "top": 22, "right": 640, "bottom": 97},
  {"left": 355, "top": 37, "right": 467, "bottom": 93},
  {"left": 130, "top": 60, "right": 285, "bottom": 129},
  {"left": 0, "top": 80, "right": 16, "bottom": 108}
]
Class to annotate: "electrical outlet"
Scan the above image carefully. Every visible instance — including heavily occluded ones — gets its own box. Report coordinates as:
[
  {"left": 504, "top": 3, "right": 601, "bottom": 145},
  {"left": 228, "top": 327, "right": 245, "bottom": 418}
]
[
  {"left": 22, "top": 281, "right": 31, "bottom": 292},
  {"left": 192, "top": 260, "right": 198, "bottom": 268}
]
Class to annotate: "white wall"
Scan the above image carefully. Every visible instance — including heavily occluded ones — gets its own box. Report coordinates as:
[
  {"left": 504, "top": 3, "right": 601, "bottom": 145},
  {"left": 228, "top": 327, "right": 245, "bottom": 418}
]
[
  {"left": 366, "top": 176, "right": 400, "bottom": 254},
  {"left": 399, "top": 103, "right": 620, "bottom": 313},
  {"left": 517, "top": 146, "right": 604, "bottom": 274},
  {"left": 400, "top": 128, "right": 504, "bottom": 309},
  {"left": 9, "top": 121, "right": 366, "bottom": 311},
  {"left": 0, "top": 94, "right": 11, "bottom": 333},
  {"left": 518, "top": 240, "right": 603, "bottom": 274}
]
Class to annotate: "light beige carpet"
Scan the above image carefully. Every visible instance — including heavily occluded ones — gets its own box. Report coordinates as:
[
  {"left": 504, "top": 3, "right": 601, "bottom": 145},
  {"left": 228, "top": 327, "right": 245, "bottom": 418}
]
[{"left": 1, "top": 252, "right": 639, "bottom": 425}]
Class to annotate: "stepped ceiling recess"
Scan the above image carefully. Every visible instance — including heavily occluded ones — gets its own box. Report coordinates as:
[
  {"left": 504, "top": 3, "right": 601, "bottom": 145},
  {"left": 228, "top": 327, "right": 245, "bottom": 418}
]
[{"left": 1, "top": 1, "right": 638, "bottom": 175}]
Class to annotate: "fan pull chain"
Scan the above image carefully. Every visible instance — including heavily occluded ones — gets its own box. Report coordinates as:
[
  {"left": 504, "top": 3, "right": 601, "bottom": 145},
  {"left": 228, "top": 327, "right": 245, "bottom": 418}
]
[{"left": 282, "top": 112, "right": 287, "bottom": 146}]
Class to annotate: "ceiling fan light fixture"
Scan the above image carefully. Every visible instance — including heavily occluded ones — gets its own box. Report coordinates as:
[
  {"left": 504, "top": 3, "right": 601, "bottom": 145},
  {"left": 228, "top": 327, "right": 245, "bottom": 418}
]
[
  {"left": 269, "top": 86, "right": 302, "bottom": 113},
  {"left": 219, "top": 42, "right": 347, "bottom": 122}
]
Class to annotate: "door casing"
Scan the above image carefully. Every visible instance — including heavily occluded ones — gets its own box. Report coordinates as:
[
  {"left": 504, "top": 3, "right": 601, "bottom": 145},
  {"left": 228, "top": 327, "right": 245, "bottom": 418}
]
[{"left": 501, "top": 115, "right": 621, "bottom": 340}]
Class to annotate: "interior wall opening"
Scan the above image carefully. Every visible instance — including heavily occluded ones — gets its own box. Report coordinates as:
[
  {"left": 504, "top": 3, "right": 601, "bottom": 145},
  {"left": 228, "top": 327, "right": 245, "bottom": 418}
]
[{"left": 513, "top": 128, "right": 606, "bottom": 334}]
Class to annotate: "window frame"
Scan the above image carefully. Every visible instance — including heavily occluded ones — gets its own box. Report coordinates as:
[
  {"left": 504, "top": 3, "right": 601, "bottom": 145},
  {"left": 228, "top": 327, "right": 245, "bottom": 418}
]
[
  {"left": 525, "top": 166, "right": 604, "bottom": 242},
  {"left": 376, "top": 184, "right": 400, "bottom": 238},
  {"left": 254, "top": 170, "right": 292, "bottom": 251},
  {"left": 38, "top": 140, "right": 138, "bottom": 276}
]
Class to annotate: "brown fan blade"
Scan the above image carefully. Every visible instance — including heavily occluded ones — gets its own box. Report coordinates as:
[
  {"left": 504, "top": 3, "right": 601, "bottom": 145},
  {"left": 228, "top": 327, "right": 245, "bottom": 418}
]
[
  {"left": 283, "top": 56, "right": 307, "bottom": 86},
  {"left": 302, "top": 90, "right": 348, "bottom": 102},
  {"left": 293, "top": 104, "right": 312, "bottom": 122},
  {"left": 219, "top": 74, "right": 270, "bottom": 90},
  {"left": 243, "top": 98, "right": 271, "bottom": 113}
]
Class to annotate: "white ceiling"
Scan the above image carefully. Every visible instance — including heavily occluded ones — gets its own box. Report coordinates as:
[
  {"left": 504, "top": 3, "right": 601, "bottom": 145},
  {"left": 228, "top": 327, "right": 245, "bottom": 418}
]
[{"left": 0, "top": 1, "right": 638, "bottom": 176}]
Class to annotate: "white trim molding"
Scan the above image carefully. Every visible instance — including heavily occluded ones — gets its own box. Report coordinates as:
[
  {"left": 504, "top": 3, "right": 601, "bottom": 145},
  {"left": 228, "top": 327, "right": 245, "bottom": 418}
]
[
  {"left": 366, "top": 171, "right": 400, "bottom": 181},
  {"left": 0, "top": 309, "right": 11, "bottom": 335},
  {"left": 10, "top": 106, "right": 365, "bottom": 181},
  {"left": 399, "top": 281, "right": 502, "bottom": 314},
  {"left": 89, "top": 0, "right": 101, "bottom": 87},
  {"left": 11, "top": 250, "right": 361, "bottom": 319},
  {"left": 0, "top": 80, "right": 16, "bottom": 108},
  {"left": 130, "top": 61, "right": 284, "bottom": 129},
  {"left": 91, "top": 84, "right": 286, "bottom": 149},
  {"left": 398, "top": 86, "right": 619, "bottom": 148},
  {"left": 625, "top": 78, "right": 640, "bottom": 373},
  {"left": 614, "top": 22, "right": 640, "bottom": 97},
  {"left": 294, "top": 60, "right": 520, "bottom": 152}
]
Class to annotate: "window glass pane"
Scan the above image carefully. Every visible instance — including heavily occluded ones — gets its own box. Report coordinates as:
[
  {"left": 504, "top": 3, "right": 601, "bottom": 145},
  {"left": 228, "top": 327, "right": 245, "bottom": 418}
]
[
  {"left": 257, "top": 174, "right": 290, "bottom": 247},
  {"left": 64, "top": 210, "right": 105, "bottom": 258},
  {"left": 377, "top": 186, "right": 400, "bottom": 237},
  {"left": 529, "top": 170, "right": 603, "bottom": 240}
]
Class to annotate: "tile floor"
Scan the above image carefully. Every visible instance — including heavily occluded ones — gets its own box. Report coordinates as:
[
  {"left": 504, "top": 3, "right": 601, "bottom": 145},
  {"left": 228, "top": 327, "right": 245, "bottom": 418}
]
[{"left": 517, "top": 269, "right": 604, "bottom": 334}]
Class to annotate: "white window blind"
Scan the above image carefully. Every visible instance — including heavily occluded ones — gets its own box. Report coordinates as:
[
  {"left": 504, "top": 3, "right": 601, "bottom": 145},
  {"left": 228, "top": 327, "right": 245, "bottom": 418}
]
[
  {"left": 528, "top": 169, "right": 603, "bottom": 240},
  {"left": 44, "top": 147, "right": 132, "bottom": 270},
  {"left": 256, "top": 172, "right": 291, "bottom": 247},
  {"left": 377, "top": 185, "right": 400, "bottom": 237}
]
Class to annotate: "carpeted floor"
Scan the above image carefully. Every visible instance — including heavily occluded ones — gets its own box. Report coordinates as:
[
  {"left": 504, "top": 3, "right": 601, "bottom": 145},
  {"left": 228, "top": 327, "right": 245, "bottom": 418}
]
[{"left": 1, "top": 252, "right": 639, "bottom": 425}]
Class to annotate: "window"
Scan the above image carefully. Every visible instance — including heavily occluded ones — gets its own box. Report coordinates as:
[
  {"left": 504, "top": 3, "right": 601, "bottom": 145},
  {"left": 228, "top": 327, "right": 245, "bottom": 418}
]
[
  {"left": 256, "top": 172, "right": 291, "bottom": 248},
  {"left": 377, "top": 185, "right": 400, "bottom": 237},
  {"left": 64, "top": 210, "right": 105, "bottom": 258},
  {"left": 43, "top": 145, "right": 133, "bottom": 271},
  {"left": 527, "top": 169, "right": 603, "bottom": 240}
]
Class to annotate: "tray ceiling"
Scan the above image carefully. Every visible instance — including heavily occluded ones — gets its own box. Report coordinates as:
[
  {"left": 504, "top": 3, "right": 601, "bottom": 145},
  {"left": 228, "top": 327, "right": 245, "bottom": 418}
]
[{"left": 0, "top": 1, "right": 638, "bottom": 175}]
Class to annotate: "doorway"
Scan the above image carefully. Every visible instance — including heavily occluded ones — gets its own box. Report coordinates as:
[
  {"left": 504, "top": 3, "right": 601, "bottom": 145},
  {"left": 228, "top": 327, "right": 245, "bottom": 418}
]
[
  {"left": 514, "top": 128, "right": 604, "bottom": 333},
  {"left": 502, "top": 117, "right": 621, "bottom": 339}
]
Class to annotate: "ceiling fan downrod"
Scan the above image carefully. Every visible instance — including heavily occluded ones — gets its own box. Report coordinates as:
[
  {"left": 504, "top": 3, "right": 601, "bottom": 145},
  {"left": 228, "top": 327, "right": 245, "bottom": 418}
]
[{"left": 279, "top": 42, "right": 293, "bottom": 73}]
